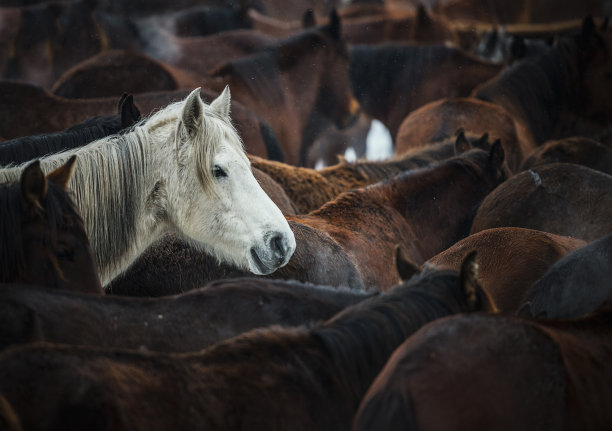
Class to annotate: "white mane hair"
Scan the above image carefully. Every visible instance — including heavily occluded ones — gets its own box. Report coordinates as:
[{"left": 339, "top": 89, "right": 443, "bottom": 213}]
[{"left": 0, "top": 87, "right": 295, "bottom": 285}]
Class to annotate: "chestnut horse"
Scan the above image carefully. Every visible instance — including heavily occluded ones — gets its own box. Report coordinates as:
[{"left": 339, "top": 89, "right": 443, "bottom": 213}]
[
  {"left": 518, "top": 233, "right": 612, "bottom": 319},
  {"left": 0, "top": 254, "right": 494, "bottom": 431},
  {"left": 519, "top": 136, "right": 612, "bottom": 176},
  {"left": 0, "top": 93, "right": 140, "bottom": 166},
  {"left": 473, "top": 17, "right": 612, "bottom": 146},
  {"left": 354, "top": 301, "right": 612, "bottom": 431},
  {"left": 471, "top": 163, "right": 612, "bottom": 241},
  {"left": 350, "top": 43, "right": 503, "bottom": 140},
  {"left": 0, "top": 278, "right": 375, "bottom": 353},
  {"left": 203, "top": 10, "right": 360, "bottom": 165},
  {"left": 427, "top": 227, "right": 586, "bottom": 313},
  {"left": 0, "top": 157, "right": 101, "bottom": 293}
]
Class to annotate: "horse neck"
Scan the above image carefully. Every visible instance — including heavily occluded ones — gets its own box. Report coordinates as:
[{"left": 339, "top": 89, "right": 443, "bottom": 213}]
[
  {"left": 312, "top": 275, "right": 469, "bottom": 409},
  {"left": 1, "top": 129, "right": 168, "bottom": 285},
  {"left": 387, "top": 157, "right": 495, "bottom": 258}
]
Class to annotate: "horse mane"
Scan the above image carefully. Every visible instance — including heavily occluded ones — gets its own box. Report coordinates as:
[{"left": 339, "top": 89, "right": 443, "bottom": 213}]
[
  {"left": 311, "top": 266, "right": 488, "bottom": 402},
  {"left": 0, "top": 95, "right": 242, "bottom": 283},
  {"left": 475, "top": 35, "right": 580, "bottom": 143},
  {"left": 0, "top": 179, "right": 82, "bottom": 283}
]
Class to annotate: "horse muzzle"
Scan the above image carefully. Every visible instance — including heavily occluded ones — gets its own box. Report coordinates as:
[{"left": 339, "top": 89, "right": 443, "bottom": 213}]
[{"left": 249, "top": 232, "right": 295, "bottom": 275}]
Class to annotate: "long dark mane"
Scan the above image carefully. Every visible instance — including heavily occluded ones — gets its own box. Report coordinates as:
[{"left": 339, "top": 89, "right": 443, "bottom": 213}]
[
  {"left": 0, "top": 179, "right": 83, "bottom": 282},
  {"left": 475, "top": 35, "right": 580, "bottom": 143}
]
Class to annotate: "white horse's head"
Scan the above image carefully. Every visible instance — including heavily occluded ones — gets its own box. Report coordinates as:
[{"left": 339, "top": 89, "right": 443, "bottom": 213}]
[{"left": 165, "top": 87, "right": 295, "bottom": 274}]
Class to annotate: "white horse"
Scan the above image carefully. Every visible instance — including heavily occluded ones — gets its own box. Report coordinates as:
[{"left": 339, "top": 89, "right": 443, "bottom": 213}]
[{"left": 0, "top": 87, "right": 295, "bottom": 285}]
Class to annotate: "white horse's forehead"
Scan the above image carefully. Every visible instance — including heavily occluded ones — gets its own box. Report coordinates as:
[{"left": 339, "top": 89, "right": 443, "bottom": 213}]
[{"left": 216, "top": 139, "right": 249, "bottom": 167}]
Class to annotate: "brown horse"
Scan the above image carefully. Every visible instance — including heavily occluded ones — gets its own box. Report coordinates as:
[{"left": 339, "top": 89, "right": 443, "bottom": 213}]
[
  {"left": 472, "top": 17, "right": 612, "bottom": 146},
  {"left": 0, "top": 254, "right": 495, "bottom": 431},
  {"left": 354, "top": 302, "right": 612, "bottom": 431},
  {"left": 427, "top": 227, "right": 586, "bottom": 313},
  {"left": 350, "top": 44, "right": 503, "bottom": 140},
  {"left": 519, "top": 136, "right": 612, "bottom": 176},
  {"left": 252, "top": 131, "right": 493, "bottom": 214},
  {"left": 0, "top": 157, "right": 101, "bottom": 293},
  {"left": 203, "top": 10, "right": 360, "bottom": 165},
  {"left": 0, "top": 278, "right": 375, "bottom": 353},
  {"left": 518, "top": 233, "right": 612, "bottom": 319},
  {"left": 106, "top": 218, "right": 366, "bottom": 297},
  {"left": 471, "top": 163, "right": 612, "bottom": 241},
  {"left": 286, "top": 144, "right": 506, "bottom": 290},
  {"left": 0, "top": 82, "right": 282, "bottom": 161},
  {"left": 50, "top": 50, "right": 204, "bottom": 99},
  {"left": 394, "top": 97, "right": 532, "bottom": 173}
]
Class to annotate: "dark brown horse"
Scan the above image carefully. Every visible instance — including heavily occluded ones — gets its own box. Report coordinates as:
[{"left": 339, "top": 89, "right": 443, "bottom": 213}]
[
  {"left": 518, "top": 233, "right": 612, "bottom": 319},
  {"left": 0, "top": 278, "right": 375, "bottom": 353},
  {"left": 0, "top": 157, "right": 101, "bottom": 293},
  {"left": 394, "top": 97, "right": 532, "bottom": 173},
  {"left": 0, "top": 254, "right": 495, "bottom": 431},
  {"left": 354, "top": 301, "right": 612, "bottom": 431},
  {"left": 471, "top": 163, "right": 612, "bottom": 241},
  {"left": 203, "top": 10, "right": 360, "bottom": 165},
  {"left": 252, "top": 131, "right": 493, "bottom": 214},
  {"left": 427, "top": 227, "right": 586, "bottom": 313},
  {"left": 472, "top": 16, "right": 612, "bottom": 146},
  {"left": 0, "top": 93, "right": 140, "bottom": 166},
  {"left": 350, "top": 44, "right": 503, "bottom": 140},
  {"left": 286, "top": 144, "right": 506, "bottom": 290},
  {"left": 519, "top": 136, "right": 612, "bottom": 176}
]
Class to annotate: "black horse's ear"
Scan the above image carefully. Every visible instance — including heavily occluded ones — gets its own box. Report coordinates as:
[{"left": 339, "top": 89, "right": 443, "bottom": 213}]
[
  {"left": 21, "top": 160, "right": 47, "bottom": 212},
  {"left": 454, "top": 129, "right": 472, "bottom": 154},
  {"left": 510, "top": 35, "right": 526, "bottom": 61},
  {"left": 119, "top": 94, "right": 141, "bottom": 128},
  {"left": 47, "top": 155, "right": 77, "bottom": 190},
  {"left": 488, "top": 139, "right": 505, "bottom": 181},
  {"left": 475, "top": 132, "right": 490, "bottom": 150},
  {"left": 302, "top": 9, "right": 316, "bottom": 28},
  {"left": 327, "top": 8, "right": 341, "bottom": 40},
  {"left": 394, "top": 245, "right": 421, "bottom": 281},
  {"left": 416, "top": 4, "right": 432, "bottom": 27},
  {"left": 582, "top": 15, "right": 597, "bottom": 38},
  {"left": 459, "top": 251, "right": 479, "bottom": 308}
]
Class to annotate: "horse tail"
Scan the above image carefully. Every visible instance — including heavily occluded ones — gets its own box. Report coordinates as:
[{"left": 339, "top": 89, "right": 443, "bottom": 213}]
[
  {"left": 0, "top": 395, "right": 22, "bottom": 431},
  {"left": 259, "top": 120, "right": 284, "bottom": 162},
  {"left": 353, "top": 388, "right": 418, "bottom": 431}
]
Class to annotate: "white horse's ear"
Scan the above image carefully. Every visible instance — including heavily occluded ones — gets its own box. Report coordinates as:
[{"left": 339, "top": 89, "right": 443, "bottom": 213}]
[
  {"left": 182, "top": 88, "right": 204, "bottom": 138},
  {"left": 210, "top": 86, "right": 231, "bottom": 119}
]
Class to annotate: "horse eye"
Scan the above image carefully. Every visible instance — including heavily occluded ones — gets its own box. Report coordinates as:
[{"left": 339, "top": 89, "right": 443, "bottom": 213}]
[
  {"left": 214, "top": 165, "right": 227, "bottom": 178},
  {"left": 56, "top": 244, "right": 75, "bottom": 261}
]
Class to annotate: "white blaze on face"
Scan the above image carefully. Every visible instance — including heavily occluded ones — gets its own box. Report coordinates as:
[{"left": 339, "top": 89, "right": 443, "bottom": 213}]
[
  {"left": 366, "top": 119, "right": 393, "bottom": 161},
  {"left": 343, "top": 146, "right": 357, "bottom": 163}
]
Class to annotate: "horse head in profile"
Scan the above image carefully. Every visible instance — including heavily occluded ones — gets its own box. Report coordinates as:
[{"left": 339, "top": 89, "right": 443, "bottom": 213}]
[
  {"left": 164, "top": 87, "right": 296, "bottom": 276},
  {"left": 0, "top": 156, "right": 102, "bottom": 293},
  {"left": 0, "top": 87, "right": 296, "bottom": 285}
]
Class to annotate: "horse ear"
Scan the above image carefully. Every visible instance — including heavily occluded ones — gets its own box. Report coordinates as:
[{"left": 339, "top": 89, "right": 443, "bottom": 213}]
[
  {"left": 20, "top": 160, "right": 47, "bottom": 212},
  {"left": 302, "top": 9, "right": 316, "bottom": 28},
  {"left": 210, "top": 86, "right": 231, "bottom": 120},
  {"left": 488, "top": 139, "right": 505, "bottom": 181},
  {"left": 182, "top": 88, "right": 204, "bottom": 138},
  {"left": 454, "top": 129, "right": 472, "bottom": 154},
  {"left": 119, "top": 94, "right": 141, "bottom": 128},
  {"left": 510, "top": 36, "right": 526, "bottom": 61},
  {"left": 47, "top": 155, "right": 77, "bottom": 190},
  {"left": 475, "top": 132, "right": 490, "bottom": 150},
  {"left": 327, "top": 8, "right": 341, "bottom": 40},
  {"left": 416, "top": 4, "right": 433, "bottom": 28},
  {"left": 394, "top": 245, "right": 421, "bottom": 282},
  {"left": 582, "top": 15, "right": 597, "bottom": 38},
  {"left": 459, "top": 250, "right": 479, "bottom": 308}
]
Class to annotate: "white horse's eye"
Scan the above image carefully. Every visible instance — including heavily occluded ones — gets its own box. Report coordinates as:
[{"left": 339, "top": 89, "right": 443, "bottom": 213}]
[{"left": 213, "top": 165, "right": 227, "bottom": 178}]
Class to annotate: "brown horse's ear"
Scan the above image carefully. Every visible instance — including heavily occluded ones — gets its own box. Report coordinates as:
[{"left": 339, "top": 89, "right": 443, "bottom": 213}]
[
  {"left": 394, "top": 245, "right": 421, "bottom": 281},
  {"left": 488, "top": 139, "right": 505, "bottom": 181},
  {"left": 459, "top": 250, "right": 479, "bottom": 308},
  {"left": 474, "top": 132, "right": 490, "bottom": 149},
  {"left": 21, "top": 160, "right": 47, "bottom": 212},
  {"left": 454, "top": 129, "right": 472, "bottom": 154},
  {"left": 47, "top": 155, "right": 77, "bottom": 190},
  {"left": 119, "top": 94, "right": 141, "bottom": 128},
  {"left": 327, "top": 8, "right": 341, "bottom": 40},
  {"left": 302, "top": 9, "right": 316, "bottom": 28}
]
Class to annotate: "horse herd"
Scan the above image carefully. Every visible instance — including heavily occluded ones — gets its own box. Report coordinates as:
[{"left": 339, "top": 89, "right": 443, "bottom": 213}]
[{"left": 1, "top": 0, "right": 612, "bottom": 430}]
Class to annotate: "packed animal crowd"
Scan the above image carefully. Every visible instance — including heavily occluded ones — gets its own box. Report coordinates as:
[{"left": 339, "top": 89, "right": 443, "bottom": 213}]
[{"left": 0, "top": 0, "right": 611, "bottom": 429}]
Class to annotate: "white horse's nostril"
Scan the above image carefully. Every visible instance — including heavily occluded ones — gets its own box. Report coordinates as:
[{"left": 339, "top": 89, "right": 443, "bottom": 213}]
[{"left": 270, "top": 234, "right": 288, "bottom": 262}]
